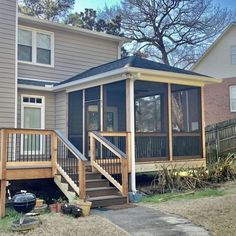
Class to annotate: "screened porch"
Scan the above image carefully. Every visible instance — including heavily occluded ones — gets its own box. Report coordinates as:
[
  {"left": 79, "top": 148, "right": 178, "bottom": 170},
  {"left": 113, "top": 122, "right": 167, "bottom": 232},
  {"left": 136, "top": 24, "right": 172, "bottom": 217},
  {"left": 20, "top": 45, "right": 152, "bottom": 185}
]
[{"left": 67, "top": 77, "right": 204, "bottom": 171}]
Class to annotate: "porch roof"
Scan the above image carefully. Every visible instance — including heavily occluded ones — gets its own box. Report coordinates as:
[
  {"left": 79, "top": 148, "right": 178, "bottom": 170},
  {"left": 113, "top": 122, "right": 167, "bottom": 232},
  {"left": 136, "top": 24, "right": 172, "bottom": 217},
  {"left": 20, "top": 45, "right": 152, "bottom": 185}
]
[{"left": 57, "top": 56, "right": 209, "bottom": 86}]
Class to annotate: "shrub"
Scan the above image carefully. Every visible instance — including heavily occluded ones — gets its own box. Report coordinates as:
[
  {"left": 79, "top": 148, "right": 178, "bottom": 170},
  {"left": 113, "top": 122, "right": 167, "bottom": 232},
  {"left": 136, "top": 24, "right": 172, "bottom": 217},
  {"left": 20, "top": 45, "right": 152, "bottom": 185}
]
[{"left": 150, "top": 154, "right": 236, "bottom": 194}]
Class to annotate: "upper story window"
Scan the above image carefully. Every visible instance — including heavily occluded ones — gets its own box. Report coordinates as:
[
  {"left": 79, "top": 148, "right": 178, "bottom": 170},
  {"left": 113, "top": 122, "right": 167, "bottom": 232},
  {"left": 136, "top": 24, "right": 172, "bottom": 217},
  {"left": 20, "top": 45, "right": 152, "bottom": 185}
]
[
  {"left": 231, "top": 46, "right": 236, "bottom": 64},
  {"left": 18, "top": 27, "right": 54, "bottom": 67},
  {"left": 230, "top": 86, "right": 236, "bottom": 112}
]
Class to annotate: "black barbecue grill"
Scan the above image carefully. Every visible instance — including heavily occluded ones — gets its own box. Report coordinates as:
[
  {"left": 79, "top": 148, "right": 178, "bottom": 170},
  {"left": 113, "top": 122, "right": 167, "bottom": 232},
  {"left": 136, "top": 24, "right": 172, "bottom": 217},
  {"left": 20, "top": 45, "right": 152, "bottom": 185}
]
[{"left": 12, "top": 191, "right": 36, "bottom": 225}]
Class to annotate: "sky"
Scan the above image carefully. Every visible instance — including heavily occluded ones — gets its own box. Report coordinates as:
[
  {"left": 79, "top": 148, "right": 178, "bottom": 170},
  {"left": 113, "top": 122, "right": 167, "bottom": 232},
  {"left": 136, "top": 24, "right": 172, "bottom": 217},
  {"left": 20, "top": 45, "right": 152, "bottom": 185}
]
[{"left": 74, "top": 0, "right": 236, "bottom": 12}]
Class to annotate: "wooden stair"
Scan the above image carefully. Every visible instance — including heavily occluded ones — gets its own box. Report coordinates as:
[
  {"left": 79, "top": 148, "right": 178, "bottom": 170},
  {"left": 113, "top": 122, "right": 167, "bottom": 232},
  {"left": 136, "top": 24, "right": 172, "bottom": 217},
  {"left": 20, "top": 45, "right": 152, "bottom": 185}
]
[{"left": 54, "top": 170, "right": 127, "bottom": 208}]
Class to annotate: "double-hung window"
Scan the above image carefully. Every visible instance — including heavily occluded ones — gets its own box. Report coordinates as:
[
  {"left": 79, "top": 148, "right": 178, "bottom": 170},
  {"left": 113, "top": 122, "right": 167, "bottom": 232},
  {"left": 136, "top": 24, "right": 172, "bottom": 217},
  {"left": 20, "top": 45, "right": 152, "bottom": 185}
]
[
  {"left": 231, "top": 46, "right": 236, "bottom": 64},
  {"left": 230, "top": 86, "right": 236, "bottom": 112},
  {"left": 18, "top": 27, "right": 54, "bottom": 66},
  {"left": 18, "top": 29, "right": 32, "bottom": 62}
]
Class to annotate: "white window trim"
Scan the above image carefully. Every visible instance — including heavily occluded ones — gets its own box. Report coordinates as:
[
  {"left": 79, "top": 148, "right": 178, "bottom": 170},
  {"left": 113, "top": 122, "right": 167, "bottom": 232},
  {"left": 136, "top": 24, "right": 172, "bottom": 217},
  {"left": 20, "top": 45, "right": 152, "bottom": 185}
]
[
  {"left": 21, "top": 94, "right": 45, "bottom": 129},
  {"left": 21, "top": 95, "right": 45, "bottom": 155},
  {"left": 231, "top": 45, "right": 236, "bottom": 65},
  {"left": 229, "top": 86, "right": 236, "bottom": 112},
  {"left": 18, "top": 25, "right": 54, "bottom": 68}
]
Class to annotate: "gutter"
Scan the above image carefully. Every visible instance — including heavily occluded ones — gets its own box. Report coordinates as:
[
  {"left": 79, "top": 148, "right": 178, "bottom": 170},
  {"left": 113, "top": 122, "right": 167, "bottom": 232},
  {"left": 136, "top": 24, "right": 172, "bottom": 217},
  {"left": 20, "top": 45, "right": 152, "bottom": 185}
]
[
  {"left": 127, "top": 67, "right": 222, "bottom": 84},
  {"left": 53, "top": 67, "right": 129, "bottom": 92}
]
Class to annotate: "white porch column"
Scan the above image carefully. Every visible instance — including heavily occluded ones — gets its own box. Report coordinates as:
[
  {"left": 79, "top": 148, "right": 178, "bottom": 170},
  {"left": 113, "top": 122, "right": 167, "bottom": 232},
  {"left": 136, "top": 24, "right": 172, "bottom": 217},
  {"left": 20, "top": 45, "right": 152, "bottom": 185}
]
[{"left": 126, "top": 78, "right": 137, "bottom": 193}]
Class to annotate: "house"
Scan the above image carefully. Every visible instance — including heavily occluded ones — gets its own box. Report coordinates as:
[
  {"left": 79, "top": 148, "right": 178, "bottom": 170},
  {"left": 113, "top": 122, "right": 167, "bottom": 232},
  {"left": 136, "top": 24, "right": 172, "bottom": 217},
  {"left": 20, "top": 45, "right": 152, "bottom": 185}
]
[
  {"left": 192, "top": 22, "right": 236, "bottom": 126},
  {"left": 0, "top": 1, "right": 220, "bottom": 217}
]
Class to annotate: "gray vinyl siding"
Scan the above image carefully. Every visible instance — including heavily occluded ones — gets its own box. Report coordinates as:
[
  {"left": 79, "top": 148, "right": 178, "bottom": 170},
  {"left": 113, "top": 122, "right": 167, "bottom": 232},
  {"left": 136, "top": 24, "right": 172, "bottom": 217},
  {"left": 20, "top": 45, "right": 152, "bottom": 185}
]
[
  {"left": 55, "top": 91, "right": 67, "bottom": 136},
  {"left": 0, "top": 1, "right": 16, "bottom": 127},
  {"left": 18, "top": 22, "right": 119, "bottom": 82},
  {"left": 17, "top": 89, "right": 55, "bottom": 130}
]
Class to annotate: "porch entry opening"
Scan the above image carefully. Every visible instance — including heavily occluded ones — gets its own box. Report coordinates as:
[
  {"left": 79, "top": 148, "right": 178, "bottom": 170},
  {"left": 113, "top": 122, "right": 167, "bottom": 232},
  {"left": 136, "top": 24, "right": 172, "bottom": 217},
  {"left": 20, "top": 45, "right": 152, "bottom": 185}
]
[
  {"left": 68, "top": 81, "right": 126, "bottom": 159},
  {"left": 21, "top": 95, "right": 45, "bottom": 155}
]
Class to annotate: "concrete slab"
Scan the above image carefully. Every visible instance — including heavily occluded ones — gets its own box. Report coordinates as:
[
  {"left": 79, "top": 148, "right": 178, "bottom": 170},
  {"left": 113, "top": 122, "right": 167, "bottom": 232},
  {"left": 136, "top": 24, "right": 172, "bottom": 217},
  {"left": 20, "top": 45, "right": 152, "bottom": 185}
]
[{"left": 93, "top": 205, "right": 209, "bottom": 236}]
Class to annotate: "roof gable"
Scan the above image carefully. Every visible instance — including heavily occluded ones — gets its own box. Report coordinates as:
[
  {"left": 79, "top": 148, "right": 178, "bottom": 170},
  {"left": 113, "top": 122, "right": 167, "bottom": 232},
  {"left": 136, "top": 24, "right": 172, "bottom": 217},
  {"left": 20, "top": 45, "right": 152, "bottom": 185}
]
[{"left": 192, "top": 22, "right": 236, "bottom": 70}]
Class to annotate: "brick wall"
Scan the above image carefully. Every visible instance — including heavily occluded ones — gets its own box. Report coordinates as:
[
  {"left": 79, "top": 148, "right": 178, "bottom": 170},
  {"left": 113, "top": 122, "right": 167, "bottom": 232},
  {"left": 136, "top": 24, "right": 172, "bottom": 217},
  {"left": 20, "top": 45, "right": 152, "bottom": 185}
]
[{"left": 204, "top": 77, "right": 236, "bottom": 126}]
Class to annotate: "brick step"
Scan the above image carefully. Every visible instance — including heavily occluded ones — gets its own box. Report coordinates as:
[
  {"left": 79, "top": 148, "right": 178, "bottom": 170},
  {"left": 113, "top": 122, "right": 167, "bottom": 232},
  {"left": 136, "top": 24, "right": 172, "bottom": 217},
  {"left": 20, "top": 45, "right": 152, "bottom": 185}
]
[
  {"left": 86, "top": 187, "right": 118, "bottom": 197},
  {"left": 89, "top": 195, "right": 127, "bottom": 208}
]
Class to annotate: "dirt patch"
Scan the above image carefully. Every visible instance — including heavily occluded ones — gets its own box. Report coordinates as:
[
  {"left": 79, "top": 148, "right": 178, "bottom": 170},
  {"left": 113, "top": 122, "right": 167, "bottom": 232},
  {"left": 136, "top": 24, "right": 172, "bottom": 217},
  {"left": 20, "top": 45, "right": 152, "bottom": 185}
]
[
  {"left": 143, "top": 181, "right": 236, "bottom": 236},
  {"left": 0, "top": 214, "right": 129, "bottom": 236}
]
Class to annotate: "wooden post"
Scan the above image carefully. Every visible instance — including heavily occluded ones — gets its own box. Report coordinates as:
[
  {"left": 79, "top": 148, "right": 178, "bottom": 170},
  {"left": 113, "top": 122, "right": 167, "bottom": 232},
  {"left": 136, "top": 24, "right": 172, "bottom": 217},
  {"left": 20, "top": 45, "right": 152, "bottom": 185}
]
[
  {"left": 0, "top": 129, "right": 7, "bottom": 180},
  {"left": 168, "top": 84, "right": 173, "bottom": 161},
  {"left": 90, "top": 133, "right": 96, "bottom": 172},
  {"left": 0, "top": 129, "right": 7, "bottom": 218},
  {"left": 0, "top": 180, "right": 6, "bottom": 218},
  {"left": 79, "top": 159, "right": 86, "bottom": 200},
  {"left": 121, "top": 159, "right": 128, "bottom": 197},
  {"left": 51, "top": 133, "right": 58, "bottom": 176}
]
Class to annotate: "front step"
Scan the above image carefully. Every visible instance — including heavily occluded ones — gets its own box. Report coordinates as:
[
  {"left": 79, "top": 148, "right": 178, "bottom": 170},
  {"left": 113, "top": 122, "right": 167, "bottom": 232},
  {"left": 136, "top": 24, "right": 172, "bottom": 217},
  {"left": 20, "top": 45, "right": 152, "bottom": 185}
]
[
  {"left": 86, "top": 187, "right": 118, "bottom": 197},
  {"left": 85, "top": 179, "right": 109, "bottom": 188},
  {"left": 55, "top": 167, "right": 128, "bottom": 208},
  {"left": 89, "top": 195, "right": 127, "bottom": 208}
]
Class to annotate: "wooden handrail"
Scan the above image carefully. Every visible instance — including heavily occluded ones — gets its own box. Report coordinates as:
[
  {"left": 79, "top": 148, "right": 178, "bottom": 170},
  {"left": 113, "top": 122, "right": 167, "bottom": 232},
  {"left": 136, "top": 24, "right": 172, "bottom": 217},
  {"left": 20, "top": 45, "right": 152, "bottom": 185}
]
[
  {"left": 89, "top": 131, "right": 128, "bottom": 197},
  {"left": 54, "top": 130, "right": 87, "bottom": 162},
  {"left": 100, "top": 131, "right": 131, "bottom": 137},
  {"left": 91, "top": 131, "right": 127, "bottom": 159},
  {"left": 54, "top": 130, "right": 87, "bottom": 200}
]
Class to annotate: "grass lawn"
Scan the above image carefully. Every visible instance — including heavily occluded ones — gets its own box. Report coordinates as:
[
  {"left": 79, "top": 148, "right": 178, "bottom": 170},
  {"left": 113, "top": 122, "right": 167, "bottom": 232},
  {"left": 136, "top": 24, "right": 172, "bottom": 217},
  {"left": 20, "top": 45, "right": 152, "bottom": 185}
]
[
  {"left": 142, "top": 188, "right": 225, "bottom": 203},
  {"left": 0, "top": 208, "right": 19, "bottom": 232}
]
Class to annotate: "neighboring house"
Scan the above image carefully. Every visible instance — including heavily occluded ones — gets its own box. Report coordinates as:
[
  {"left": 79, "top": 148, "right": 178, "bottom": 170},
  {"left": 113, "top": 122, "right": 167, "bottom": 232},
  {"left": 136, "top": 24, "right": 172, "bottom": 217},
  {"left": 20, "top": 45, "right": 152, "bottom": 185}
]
[
  {"left": 192, "top": 22, "right": 236, "bottom": 126},
  {"left": 0, "top": 1, "right": 219, "bottom": 217}
]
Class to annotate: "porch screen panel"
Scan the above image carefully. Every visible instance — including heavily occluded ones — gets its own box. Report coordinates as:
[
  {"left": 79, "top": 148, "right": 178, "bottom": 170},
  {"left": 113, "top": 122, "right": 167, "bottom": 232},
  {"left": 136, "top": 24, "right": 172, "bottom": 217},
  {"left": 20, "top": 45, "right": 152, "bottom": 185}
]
[
  {"left": 68, "top": 91, "right": 83, "bottom": 153},
  {"left": 103, "top": 81, "right": 126, "bottom": 153},
  {"left": 171, "top": 85, "right": 202, "bottom": 158},
  {"left": 134, "top": 81, "right": 168, "bottom": 161}
]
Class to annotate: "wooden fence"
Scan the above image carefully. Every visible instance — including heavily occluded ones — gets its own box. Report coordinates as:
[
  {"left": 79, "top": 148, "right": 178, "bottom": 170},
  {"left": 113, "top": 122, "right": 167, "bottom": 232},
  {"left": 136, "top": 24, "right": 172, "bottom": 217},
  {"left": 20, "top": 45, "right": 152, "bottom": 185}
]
[{"left": 206, "top": 119, "right": 236, "bottom": 163}]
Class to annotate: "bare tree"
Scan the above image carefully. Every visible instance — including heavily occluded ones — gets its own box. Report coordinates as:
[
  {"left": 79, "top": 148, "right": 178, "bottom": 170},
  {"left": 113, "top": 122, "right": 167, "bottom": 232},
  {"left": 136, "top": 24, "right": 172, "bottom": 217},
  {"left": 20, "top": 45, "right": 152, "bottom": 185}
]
[{"left": 118, "top": 0, "right": 235, "bottom": 68}]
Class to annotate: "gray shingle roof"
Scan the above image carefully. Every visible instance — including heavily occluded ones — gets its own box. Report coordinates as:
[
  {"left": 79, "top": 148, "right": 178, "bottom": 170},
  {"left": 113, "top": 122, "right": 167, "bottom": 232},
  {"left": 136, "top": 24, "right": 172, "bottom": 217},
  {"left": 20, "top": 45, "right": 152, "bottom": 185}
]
[{"left": 58, "top": 56, "right": 208, "bottom": 86}]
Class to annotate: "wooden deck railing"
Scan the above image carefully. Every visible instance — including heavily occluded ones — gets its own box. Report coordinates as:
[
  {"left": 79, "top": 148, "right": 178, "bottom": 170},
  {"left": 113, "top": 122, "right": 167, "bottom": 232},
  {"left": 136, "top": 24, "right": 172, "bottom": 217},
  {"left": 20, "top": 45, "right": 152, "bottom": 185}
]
[
  {"left": 55, "top": 130, "right": 87, "bottom": 199},
  {"left": 0, "top": 128, "right": 87, "bottom": 218},
  {"left": 89, "top": 131, "right": 129, "bottom": 197}
]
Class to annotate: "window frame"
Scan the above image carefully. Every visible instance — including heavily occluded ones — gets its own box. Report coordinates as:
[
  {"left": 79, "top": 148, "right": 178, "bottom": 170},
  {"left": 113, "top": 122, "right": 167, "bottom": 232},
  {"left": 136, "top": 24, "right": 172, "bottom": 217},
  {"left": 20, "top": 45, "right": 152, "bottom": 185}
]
[
  {"left": 230, "top": 85, "right": 236, "bottom": 112},
  {"left": 231, "top": 46, "right": 236, "bottom": 65},
  {"left": 18, "top": 26, "right": 54, "bottom": 67},
  {"left": 21, "top": 94, "right": 45, "bottom": 130}
]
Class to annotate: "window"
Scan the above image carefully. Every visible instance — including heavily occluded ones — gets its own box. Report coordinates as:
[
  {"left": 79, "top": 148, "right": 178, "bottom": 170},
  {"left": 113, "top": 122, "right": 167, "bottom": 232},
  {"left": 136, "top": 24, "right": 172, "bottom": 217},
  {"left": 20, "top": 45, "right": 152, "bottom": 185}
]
[
  {"left": 231, "top": 46, "right": 236, "bottom": 64},
  {"left": 230, "top": 86, "right": 236, "bottom": 112},
  {"left": 18, "top": 27, "right": 54, "bottom": 66},
  {"left": 21, "top": 95, "right": 45, "bottom": 154},
  {"left": 18, "top": 29, "right": 32, "bottom": 62}
]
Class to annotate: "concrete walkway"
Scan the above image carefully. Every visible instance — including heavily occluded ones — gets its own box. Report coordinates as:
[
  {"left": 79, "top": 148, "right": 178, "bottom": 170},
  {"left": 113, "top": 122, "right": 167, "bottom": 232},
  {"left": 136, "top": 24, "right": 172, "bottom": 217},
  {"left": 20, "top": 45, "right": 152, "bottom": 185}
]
[{"left": 93, "top": 205, "right": 209, "bottom": 236}]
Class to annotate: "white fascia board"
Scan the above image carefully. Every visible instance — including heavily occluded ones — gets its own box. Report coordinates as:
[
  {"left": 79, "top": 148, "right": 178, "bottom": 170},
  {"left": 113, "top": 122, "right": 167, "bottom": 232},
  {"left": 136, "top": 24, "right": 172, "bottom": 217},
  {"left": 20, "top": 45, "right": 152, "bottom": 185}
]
[
  {"left": 18, "top": 84, "right": 54, "bottom": 91},
  {"left": 18, "top": 77, "right": 60, "bottom": 84},
  {"left": 53, "top": 67, "right": 129, "bottom": 92},
  {"left": 127, "top": 67, "right": 222, "bottom": 84}
]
